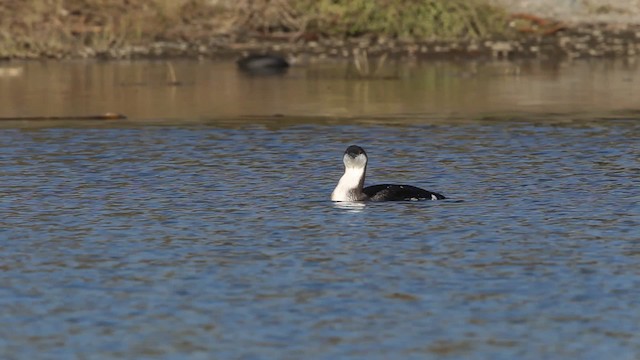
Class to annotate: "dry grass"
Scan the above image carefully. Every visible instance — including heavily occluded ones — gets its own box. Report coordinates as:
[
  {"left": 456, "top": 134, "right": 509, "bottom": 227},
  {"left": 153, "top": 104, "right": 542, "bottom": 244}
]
[
  {"left": 0, "top": 0, "right": 229, "bottom": 57},
  {"left": 0, "top": 0, "right": 508, "bottom": 58}
]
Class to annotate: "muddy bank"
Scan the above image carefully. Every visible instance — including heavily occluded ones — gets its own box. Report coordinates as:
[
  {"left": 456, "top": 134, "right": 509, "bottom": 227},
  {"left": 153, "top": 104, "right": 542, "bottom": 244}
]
[
  {"left": 79, "top": 23, "right": 640, "bottom": 62},
  {"left": 4, "top": 22, "right": 640, "bottom": 61}
]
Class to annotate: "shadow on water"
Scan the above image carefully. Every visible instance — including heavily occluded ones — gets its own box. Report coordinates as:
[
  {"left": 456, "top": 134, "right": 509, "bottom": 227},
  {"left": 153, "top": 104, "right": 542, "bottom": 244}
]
[{"left": 1, "top": 58, "right": 640, "bottom": 124}]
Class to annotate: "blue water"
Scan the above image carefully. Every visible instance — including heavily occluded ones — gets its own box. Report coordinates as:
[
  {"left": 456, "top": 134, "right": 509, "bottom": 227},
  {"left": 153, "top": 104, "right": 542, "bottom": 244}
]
[{"left": 1, "top": 118, "right": 639, "bottom": 359}]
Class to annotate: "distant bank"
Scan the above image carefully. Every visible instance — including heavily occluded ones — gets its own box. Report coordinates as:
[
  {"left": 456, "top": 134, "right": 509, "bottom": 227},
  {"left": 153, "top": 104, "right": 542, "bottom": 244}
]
[{"left": 1, "top": 0, "right": 640, "bottom": 60}]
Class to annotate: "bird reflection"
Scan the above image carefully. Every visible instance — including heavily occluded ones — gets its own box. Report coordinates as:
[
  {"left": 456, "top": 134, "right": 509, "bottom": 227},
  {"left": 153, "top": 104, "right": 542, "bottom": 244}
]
[{"left": 332, "top": 201, "right": 366, "bottom": 213}]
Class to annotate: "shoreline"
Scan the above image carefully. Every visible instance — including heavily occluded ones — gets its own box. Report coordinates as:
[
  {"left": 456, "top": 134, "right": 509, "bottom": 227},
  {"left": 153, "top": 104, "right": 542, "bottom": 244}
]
[
  {"left": 2, "top": 0, "right": 640, "bottom": 62},
  {"left": 3, "top": 22, "right": 640, "bottom": 62}
]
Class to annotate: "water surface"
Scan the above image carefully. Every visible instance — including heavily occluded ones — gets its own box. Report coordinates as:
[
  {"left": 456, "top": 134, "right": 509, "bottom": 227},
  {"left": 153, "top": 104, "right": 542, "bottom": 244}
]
[
  {"left": 1, "top": 59, "right": 640, "bottom": 119},
  {"left": 1, "top": 60, "right": 639, "bottom": 359}
]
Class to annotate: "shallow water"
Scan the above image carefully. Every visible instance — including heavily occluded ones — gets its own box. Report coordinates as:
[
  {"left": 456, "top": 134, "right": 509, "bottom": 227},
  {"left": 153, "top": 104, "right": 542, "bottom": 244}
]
[
  {"left": 1, "top": 58, "right": 640, "bottom": 119},
  {"left": 1, "top": 60, "right": 640, "bottom": 359}
]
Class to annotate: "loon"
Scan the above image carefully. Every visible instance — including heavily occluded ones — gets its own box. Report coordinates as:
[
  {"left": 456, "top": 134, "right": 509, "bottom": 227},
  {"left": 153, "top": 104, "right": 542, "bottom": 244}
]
[
  {"left": 331, "top": 145, "right": 445, "bottom": 202},
  {"left": 236, "top": 54, "right": 289, "bottom": 75}
]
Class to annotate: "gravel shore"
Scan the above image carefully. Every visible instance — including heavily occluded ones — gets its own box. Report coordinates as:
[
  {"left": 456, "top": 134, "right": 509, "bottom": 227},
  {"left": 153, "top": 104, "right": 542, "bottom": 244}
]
[{"left": 490, "top": 0, "right": 640, "bottom": 24}]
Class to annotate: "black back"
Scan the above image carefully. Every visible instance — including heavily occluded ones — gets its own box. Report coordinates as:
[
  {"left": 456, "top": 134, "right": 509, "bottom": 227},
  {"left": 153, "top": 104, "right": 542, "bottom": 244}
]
[
  {"left": 237, "top": 54, "right": 289, "bottom": 75},
  {"left": 363, "top": 184, "right": 445, "bottom": 201}
]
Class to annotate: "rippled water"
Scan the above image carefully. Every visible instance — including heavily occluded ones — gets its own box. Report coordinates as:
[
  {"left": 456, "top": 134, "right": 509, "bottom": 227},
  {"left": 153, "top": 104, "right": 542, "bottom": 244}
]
[
  {"left": 2, "top": 119, "right": 639, "bottom": 359},
  {"left": 1, "top": 60, "right": 640, "bottom": 359}
]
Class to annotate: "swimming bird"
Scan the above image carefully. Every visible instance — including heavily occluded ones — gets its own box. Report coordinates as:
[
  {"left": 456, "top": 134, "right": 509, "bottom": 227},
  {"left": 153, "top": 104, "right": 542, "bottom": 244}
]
[
  {"left": 236, "top": 54, "right": 289, "bottom": 75},
  {"left": 331, "top": 145, "right": 445, "bottom": 202}
]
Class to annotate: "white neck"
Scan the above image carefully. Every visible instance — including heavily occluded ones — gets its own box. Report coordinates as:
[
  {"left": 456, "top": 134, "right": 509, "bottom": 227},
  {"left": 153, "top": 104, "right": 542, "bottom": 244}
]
[{"left": 331, "top": 166, "right": 366, "bottom": 201}]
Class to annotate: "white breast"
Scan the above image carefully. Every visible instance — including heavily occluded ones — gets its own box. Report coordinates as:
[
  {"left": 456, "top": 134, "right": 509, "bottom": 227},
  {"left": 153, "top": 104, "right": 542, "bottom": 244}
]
[{"left": 331, "top": 167, "right": 365, "bottom": 201}]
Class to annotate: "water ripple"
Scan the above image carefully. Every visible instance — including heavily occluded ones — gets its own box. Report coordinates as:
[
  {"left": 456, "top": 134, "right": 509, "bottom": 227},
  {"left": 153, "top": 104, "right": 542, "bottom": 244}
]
[{"left": 1, "top": 121, "right": 639, "bottom": 359}]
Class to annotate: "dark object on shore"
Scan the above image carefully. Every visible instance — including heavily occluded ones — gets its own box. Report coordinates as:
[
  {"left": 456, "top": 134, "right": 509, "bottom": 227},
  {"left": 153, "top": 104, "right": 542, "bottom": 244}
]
[
  {"left": 0, "top": 113, "right": 127, "bottom": 121},
  {"left": 237, "top": 54, "right": 289, "bottom": 75}
]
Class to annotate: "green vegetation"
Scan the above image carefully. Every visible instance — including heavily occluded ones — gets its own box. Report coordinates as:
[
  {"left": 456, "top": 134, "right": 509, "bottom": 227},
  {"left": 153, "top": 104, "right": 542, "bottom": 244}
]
[
  {"left": 0, "top": 0, "right": 508, "bottom": 58},
  {"left": 233, "top": 0, "right": 507, "bottom": 39},
  {"left": 296, "top": 0, "right": 507, "bottom": 39}
]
